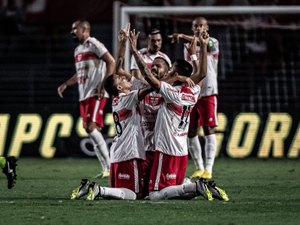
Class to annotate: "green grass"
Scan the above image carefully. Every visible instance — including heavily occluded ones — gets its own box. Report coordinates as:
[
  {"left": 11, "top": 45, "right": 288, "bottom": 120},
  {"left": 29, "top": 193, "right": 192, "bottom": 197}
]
[{"left": 0, "top": 158, "right": 299, "bottom": 225}]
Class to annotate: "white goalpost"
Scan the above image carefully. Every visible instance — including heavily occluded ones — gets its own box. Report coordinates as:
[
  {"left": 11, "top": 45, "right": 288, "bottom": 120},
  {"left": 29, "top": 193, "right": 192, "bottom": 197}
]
[{"left": 113, "top": 3, "right": 300, "bottom": 71}]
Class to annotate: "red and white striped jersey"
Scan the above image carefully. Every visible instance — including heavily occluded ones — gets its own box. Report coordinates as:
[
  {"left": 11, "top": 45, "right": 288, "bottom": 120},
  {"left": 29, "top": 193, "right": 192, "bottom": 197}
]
[
  {"left": 130, "top": 77, "right": 164, "bottom": 152},
  {"left": 130, "top": 47, "right": 172, "bottom": 70},
  {"left": 154, "top": 81, "right": 201, "bottom": 156},
  {"left": 74, "top": 37, "right": 108, "bottom": 101},
  {"left": 184, "top": 37, "right": 219, "bottom": 97},
  {"left": 110, "top": 90, "right": 145, "bottom": 163}
]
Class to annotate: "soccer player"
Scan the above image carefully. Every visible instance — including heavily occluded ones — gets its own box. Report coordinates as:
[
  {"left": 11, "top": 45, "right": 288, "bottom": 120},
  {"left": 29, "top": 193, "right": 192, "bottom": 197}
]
[
  {"left": 169, "top": 17, "right": 219, "bottom": 179},
  {"left": 57, "top": 20, "right": 114, "bottom": 178},
  {"left": 71, "top": 25, "right": 154, "bottom": 201},
  {"left": 0, "top": 156, "right": 17, "bottom": 189},
  {"left": 130, "top": 29, "right": 227, "bottom": 201},
  {"left": 130, "top": 29, "right": 172, "bottom": 82}
]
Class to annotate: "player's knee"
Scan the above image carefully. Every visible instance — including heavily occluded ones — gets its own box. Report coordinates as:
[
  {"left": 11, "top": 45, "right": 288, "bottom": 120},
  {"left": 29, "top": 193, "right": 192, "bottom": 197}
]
[
  {"left": 85, "top": 123, "right": 97, "bottom": 133},
  {"left": 188, "top": 127, "right": 198, "bottom": 138},
  {"left": 149, "top": 191, "right": 163, "bottom": 201},
  {"left": 203, "top": 126, "right": 215, "bottom": 136}
]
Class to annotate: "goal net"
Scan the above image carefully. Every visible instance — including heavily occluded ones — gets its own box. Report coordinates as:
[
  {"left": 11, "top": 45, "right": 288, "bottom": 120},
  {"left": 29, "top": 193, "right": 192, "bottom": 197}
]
[{"left": 115, "top": 5, "right": 300, "bottom": 115}]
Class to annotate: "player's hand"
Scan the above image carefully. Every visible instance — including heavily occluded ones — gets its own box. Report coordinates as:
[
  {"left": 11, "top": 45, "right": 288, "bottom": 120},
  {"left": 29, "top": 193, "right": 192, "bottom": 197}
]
[
  {"left": 118, "top": 23, "right": 130, "bottom": 43},
  {"left": 57, "top": 84, "right": 67, "bottom": 98},
  {"left": 96, "top": 87, "right": 105, "bottom": 99},
  {"left": 168, "top": 33, "right": 182, "bottom": 43},
  {"left": 184, "top": 77, "right": 195, "bottom": 87},
  {"left": 129, "top": 29, "right": 140, "bottom": 51},
  {"left": 184, "top": 35, "right": 197, "bottom": 56},
  {"left": 199, "top": 30, "right": 209, "bottom": 46}
]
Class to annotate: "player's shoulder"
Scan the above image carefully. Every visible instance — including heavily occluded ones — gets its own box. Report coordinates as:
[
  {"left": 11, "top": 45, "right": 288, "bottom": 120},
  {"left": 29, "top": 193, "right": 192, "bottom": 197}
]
[
  {"left": 138, "top": 48, "right": 148, "bottom": 54},
  {"left": 88, "top": 37, "right": 106, "bottom": 49},
  {"left": 209, "top": 37, "right": 219, "bottom": 44}
]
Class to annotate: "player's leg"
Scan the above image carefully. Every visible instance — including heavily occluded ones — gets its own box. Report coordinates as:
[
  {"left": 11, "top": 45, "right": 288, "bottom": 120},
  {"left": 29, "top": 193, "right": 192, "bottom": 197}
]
[
  {"left": 84, "top": 97, "right": 110, "bottom": 177},
  {"left": 200, "top": 95, "right": 218, "bottom": 179},
  {"left": 87, "top": 159, "right": 142, "bottom": 200},
  {"left": 90, "top": 137, "right": 109, "bottom": 178},
  {"left": 188, "top": 100, "right": 204, "bottom": 178},
  {"left": 148, "top": 179, "right": 213, "bottom": 201},
  {"left": 141, "top": 151, "right": 155, "bottom": 198},
  {"left": 87, "top": 183, "right": 137, "bottom": 200},
  {"left": 0, "top": 156, "right": 17, "bottom": 189}
]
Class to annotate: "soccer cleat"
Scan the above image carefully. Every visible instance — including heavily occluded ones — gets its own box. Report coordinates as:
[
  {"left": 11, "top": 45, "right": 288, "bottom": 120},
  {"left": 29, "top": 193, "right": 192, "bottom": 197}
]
[
  {"left": 207, "top": 180, "right": 229, "bottom": 201},
  {"left": 86, "top": 182, "right": 101, "bottom": 201},
  {"left": 195, "top": 178, "right": 213, "bottom": 201},
  {"left": 2, "top": 156, "right": 17, "bottom": 189},
  {"left": 70, "top": 179, "right": 91, "bottom": 200},
  {"left": 201, "top": 169, "right": 212, "bottom": 179},
  {"left": 191, "top": 169, "right": 204, "bottom": 178},
  {"left": 94, "top": 169, "right": 110, "bottom": 179}
]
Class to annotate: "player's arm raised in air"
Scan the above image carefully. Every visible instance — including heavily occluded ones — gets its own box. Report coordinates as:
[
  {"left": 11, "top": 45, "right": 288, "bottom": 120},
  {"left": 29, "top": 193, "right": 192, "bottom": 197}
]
[
  {"left": 168, "top": 33, "right": 195, "bottom": 44},
  {"left": 115, "top": 24, "right": 132, "bottom": 81},
  {"left": 129, "top": 29, "right": 161, "bottom": 91},
  {"left": 189, "top": 32, "right": 209, "bottom": 86}
]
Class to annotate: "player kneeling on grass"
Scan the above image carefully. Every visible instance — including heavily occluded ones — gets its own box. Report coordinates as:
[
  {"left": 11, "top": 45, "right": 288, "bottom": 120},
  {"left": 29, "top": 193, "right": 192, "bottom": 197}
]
[
  {"left": 129, "top": 28, "right": 229, "bottom": 201},
  {"left": 71, "top": 24, "right": 154, "bottom": 201}
]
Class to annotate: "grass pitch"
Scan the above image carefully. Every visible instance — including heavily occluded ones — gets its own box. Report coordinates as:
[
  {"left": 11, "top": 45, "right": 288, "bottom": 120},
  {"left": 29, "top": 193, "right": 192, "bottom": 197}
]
[{"left": 0, "top": 158, "right": 299, "bottom": 225}]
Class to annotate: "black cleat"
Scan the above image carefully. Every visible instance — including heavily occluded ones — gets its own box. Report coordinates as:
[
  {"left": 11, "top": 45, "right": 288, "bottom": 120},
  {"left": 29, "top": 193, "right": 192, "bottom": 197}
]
[{"left": 207, "top": 180, "right": 229, "bottom": 201}]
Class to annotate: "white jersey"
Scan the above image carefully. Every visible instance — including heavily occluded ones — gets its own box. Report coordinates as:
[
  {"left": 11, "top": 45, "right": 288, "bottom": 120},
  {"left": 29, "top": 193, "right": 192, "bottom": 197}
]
[
  {"left": 154, "top": 82, "right": 201, "bottom": 156},
  {"left": 184, "top": 37, "right": 219, "bottom": 97},
  {"left": 130, "top": 47, "right": 172, "bottom": 70},
  {"left": 74, "top": 37, "right": 109, "bottom": 101},
  {"left": 110, "top": 90, "right": 145, "bottom": 163},
  {"left": 130, "top": 77, "right": 163, "bottom": 152}
]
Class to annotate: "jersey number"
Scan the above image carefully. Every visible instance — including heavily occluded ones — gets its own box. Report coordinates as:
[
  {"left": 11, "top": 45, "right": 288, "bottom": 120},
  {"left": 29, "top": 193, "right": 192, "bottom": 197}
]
[{"left": 178, "top": 106, "right": 191, "bottom": 130}]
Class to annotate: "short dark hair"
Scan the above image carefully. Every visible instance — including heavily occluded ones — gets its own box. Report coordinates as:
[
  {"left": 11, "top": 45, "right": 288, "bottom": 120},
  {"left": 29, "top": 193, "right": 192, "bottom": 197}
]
[
  {"left": 174, "top": 59, "right": 193, "bottom": 77},
  {"left": 148, "top": 29, "right": 161, "bottom": 36},
  {"left": 104, "top": 75, "right": 118, "bottom": 96}
]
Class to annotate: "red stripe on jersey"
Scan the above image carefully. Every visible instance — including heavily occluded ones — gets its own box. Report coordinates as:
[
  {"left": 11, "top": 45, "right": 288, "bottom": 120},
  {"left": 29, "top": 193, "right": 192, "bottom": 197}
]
[
  {"left": 180, "top": 87, "right": 196, "bottom": 103},
  {"left": 116, "top": 109, "right": 132, "bottom": 121},
  {"left": 75, "top": 52, "right": 100, "bottom": 62},
  {"left": 180, "top": 86, "right": 193, "bottom": 95},
  {"left": 213, "top": 53, "right": 219, "bottom": 60},
  {"left": 167, "top": 103, "right": 183, "bottom": 116}
]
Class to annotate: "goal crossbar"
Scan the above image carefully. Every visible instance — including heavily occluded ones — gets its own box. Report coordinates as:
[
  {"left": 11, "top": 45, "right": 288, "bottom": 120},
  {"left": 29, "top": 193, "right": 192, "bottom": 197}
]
[{"left": 113, "top": 3, "right": 300, "bottom": 70}]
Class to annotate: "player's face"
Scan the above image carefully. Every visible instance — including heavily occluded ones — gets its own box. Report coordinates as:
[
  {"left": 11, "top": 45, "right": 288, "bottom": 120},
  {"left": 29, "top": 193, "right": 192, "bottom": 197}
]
[
  {"left": 71, "top": 22, "right": 85, "bottom": 43},
  {"left": 114, "top": 75, "right": 132, "bottom": 93},
  {"left": 147, "top": 33, "right": 162, "bottom": 53},
  {"left": 192, "top": 18, "right": 208, "bottom": 36},
  {"left": 151, "top": 58, "right": 169, "bottom": 79}
]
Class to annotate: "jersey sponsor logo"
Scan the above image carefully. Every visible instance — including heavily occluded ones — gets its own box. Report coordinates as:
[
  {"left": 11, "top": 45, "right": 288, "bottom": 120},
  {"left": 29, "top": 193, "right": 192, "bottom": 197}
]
[
  {"left": 172, "top": 131, "right": 188, "bottom": 136},
  {"left": 118, "top": 173, "right": 130, "bottom": 180},
  {"left": 166, "top": 173, "right": 177, "bottom": 180},
  {"left": 181, "top": 94, "right": 195, "bottom": 102},
  {"left": 75, "top": 51, "right": 99, "bottom": 62}
]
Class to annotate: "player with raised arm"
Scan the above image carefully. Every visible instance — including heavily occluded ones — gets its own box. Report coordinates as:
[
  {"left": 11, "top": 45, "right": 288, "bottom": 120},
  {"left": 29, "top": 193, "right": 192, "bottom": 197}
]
[
  {"left": 169, "top": 17, "right": 219, "bottom": 179},
  {"left": 130, "top": 29, "right": 172, "bottom": 83},
  {"left": 130, "top": 29, "right": 228, "bottom": 201},
  {"left": 57, "top": 20, "right": 114, "bottom": 183},
  {"left": 73, "top": 25, "right": 155, "bottom": 201}
]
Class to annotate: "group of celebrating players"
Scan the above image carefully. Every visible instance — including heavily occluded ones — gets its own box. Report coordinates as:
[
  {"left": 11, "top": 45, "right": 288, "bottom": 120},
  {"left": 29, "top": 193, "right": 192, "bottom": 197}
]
[{"left": 58, "top": 17, "right": 228, "bottom": 201}]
